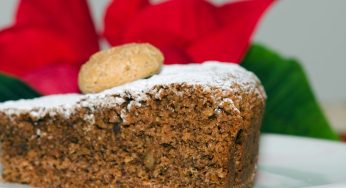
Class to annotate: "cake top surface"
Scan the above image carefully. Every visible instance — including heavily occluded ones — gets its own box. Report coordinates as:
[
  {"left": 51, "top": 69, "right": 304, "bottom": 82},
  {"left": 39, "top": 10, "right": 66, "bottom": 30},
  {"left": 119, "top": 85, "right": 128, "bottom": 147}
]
[{"left": 0, "top": 61, "right": 265, "bottom": 117}]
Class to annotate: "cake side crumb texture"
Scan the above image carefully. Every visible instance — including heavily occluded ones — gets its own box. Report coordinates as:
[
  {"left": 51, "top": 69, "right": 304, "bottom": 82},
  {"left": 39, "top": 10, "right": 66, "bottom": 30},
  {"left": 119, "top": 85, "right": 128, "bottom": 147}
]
[{"left": 0, "top": 61, "right": 266, "bottom": 188}]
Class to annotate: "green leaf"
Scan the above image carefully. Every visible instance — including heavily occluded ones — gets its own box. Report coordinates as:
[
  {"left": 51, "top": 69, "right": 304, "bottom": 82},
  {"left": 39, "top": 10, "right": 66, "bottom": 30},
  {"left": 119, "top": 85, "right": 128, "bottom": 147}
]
[
  {"left": 0, "top": 73, "right": 41, "bottom": 102},
  {"left": 242, "top": 44, "right": 339, "bottom": 140}
]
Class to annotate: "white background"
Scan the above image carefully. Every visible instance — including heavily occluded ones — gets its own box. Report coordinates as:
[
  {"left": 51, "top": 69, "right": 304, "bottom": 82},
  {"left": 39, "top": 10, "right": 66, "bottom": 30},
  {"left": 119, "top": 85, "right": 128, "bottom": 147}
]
[{"left": 0, "top": 0, "right": 345, "bottom": 131}]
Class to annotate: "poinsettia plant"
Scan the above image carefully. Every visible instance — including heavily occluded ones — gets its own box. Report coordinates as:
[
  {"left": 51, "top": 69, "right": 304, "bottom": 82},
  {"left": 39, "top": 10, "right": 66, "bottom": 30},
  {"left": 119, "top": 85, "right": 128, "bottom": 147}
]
[{"left": 0, "top": 0, "right": 339, "bottom": 140}]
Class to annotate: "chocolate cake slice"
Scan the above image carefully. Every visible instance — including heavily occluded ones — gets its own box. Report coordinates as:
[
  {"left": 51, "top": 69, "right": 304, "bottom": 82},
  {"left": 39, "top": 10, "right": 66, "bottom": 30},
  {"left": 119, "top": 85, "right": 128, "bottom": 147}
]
[{"left": 0, "top": 62, "right": 266, "bottom": 188}]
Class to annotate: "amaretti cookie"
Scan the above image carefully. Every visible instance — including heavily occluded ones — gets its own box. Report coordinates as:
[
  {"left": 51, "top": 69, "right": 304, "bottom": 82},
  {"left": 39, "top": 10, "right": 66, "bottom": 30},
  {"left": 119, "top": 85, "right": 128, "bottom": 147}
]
[
  {"left": 0, "top": 62, "right": 266, "bottom": 188},
  {"left": 78, "top": 43, "right": 164, "bottom": 94}
]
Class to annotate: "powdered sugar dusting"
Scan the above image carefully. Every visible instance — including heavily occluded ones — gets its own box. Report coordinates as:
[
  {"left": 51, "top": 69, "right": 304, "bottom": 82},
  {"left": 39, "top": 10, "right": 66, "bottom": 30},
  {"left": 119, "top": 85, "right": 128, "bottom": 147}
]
[{"left": 0, "top": 61, "right": 265, "bottom": 118}]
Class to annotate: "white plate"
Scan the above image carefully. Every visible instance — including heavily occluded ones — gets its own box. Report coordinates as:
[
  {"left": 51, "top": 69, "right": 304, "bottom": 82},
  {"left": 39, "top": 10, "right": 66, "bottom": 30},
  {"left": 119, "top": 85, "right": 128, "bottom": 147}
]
[
  {"left": 1, "top": 134, "right": 346, "bottom": 188},
  {"left": 255, "top": 134, "right": 346, "bottom": 188}
]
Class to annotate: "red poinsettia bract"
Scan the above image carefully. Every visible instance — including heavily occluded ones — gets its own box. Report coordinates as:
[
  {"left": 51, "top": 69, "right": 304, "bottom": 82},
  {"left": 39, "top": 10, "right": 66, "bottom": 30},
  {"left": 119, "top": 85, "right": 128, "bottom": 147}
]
[
  {"left": 0, "top": 0, "right": 273, "bottom": 95},
  {"left": 0, "top": 0, "right": 99, "bottom": 94}
]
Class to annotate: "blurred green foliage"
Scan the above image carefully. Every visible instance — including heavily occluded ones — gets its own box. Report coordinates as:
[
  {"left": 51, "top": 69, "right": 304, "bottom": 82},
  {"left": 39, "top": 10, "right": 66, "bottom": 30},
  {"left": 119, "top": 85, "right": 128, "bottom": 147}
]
[
  {"left": 0, "top": 73, "right": 40, "bottom": 102},
  {"left": 242, "top": 44, "right": 339, "bottom": 140}
]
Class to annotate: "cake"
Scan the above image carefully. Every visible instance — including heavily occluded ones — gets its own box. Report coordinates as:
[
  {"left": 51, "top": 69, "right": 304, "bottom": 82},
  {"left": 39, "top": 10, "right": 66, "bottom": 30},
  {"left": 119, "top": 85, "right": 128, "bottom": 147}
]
[{"left": 0, "top": 62, "right": 266, "bottom": 188}]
